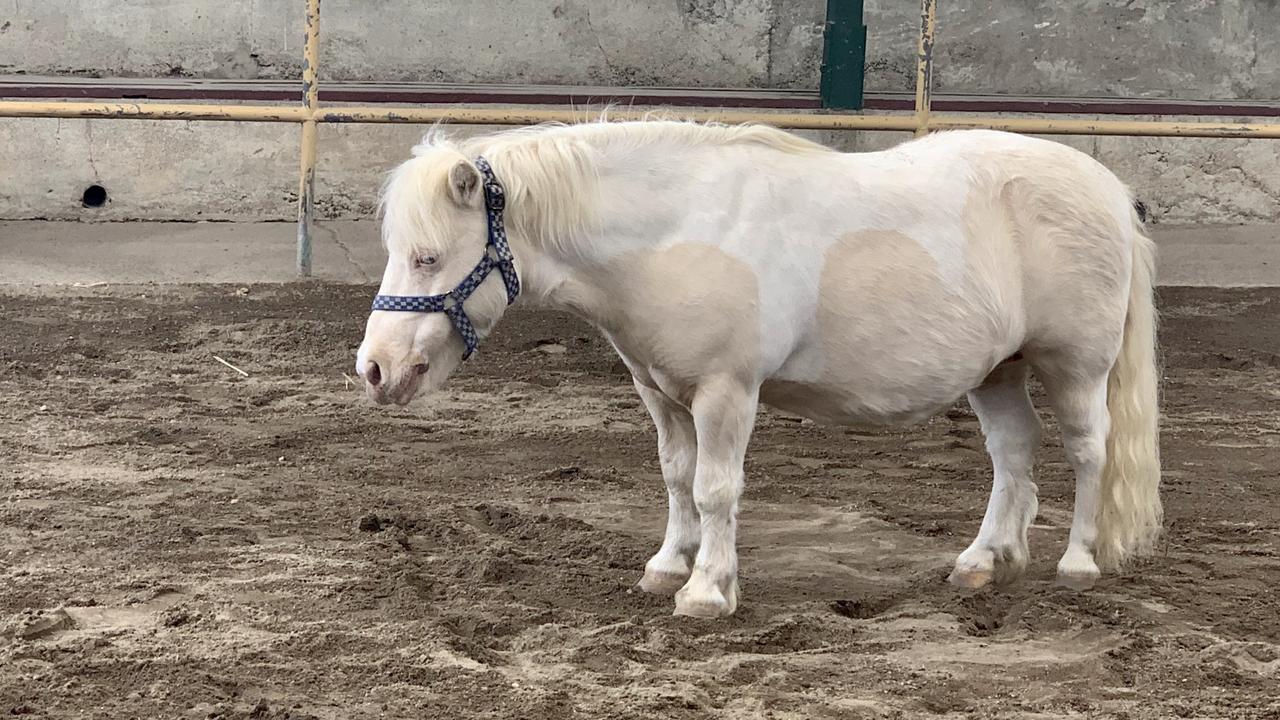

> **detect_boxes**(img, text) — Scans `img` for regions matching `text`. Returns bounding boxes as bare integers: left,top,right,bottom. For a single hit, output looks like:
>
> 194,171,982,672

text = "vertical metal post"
913,0,936,137
296,0,320,277
819,0,867,110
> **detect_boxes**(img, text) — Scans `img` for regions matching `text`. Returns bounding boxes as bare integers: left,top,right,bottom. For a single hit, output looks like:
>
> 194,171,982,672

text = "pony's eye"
414,255,438,269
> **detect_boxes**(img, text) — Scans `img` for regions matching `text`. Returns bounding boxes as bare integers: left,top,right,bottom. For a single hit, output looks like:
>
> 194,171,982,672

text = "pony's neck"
506,221,626,328
478,122,825,327
489,136,665,322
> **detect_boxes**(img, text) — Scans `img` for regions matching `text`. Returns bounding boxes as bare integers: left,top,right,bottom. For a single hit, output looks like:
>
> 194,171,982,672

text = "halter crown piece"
370,156,520,360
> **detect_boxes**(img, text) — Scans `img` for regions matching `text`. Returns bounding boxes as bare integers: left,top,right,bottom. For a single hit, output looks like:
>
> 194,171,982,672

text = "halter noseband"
370,156,520,360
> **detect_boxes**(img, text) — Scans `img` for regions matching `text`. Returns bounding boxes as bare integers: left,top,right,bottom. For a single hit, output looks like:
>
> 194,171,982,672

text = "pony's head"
355,139,515,405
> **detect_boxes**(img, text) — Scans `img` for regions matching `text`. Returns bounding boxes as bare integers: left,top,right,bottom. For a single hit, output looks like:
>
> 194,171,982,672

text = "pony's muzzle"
356,354,429,405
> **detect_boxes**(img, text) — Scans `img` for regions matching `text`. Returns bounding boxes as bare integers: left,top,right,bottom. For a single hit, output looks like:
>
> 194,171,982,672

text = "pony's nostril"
413,363,429,376
366,361,382,387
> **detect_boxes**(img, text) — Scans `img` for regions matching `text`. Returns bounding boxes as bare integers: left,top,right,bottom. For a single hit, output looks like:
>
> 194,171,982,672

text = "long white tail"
1095,215,1162,569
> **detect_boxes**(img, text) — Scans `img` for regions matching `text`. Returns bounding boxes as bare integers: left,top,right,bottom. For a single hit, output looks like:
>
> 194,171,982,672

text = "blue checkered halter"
370,156,520,360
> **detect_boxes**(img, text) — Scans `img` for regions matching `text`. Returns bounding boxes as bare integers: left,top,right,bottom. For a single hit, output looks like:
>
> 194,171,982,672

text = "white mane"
383,119,834,256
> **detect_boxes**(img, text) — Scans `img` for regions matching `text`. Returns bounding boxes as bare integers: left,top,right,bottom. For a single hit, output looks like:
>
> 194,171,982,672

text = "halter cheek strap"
370,156,520,360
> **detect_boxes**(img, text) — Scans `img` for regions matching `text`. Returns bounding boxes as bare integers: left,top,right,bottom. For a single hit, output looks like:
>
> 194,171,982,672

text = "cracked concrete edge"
317,222,374,283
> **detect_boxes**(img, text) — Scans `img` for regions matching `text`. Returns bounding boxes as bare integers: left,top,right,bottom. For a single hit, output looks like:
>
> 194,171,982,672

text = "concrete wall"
1,0,816,88
1,1,1278,224
865,1,1280,100
4,1,1279,97
3,116,1277,226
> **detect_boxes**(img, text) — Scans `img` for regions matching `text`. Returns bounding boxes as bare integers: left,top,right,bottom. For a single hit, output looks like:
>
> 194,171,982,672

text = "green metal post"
819,0,867,110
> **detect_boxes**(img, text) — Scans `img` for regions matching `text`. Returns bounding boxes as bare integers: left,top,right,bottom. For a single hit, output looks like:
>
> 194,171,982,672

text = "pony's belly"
759,379,954,428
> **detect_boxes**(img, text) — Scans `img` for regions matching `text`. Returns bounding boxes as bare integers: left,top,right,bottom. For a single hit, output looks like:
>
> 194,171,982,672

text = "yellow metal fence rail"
2,0,1278,275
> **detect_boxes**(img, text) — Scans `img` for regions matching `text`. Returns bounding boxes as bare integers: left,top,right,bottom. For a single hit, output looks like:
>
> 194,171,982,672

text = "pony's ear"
447,160,482,208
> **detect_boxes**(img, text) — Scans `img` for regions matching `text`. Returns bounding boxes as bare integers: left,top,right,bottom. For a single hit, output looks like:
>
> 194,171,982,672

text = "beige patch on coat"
763,228,1011,424
569,243,761,405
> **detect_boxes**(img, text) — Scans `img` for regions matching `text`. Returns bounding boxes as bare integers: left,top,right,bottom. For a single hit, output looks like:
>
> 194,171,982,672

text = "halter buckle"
484,183,506,211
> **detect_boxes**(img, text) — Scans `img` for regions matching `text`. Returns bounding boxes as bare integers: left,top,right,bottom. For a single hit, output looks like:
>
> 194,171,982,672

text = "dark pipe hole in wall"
82,185,108,208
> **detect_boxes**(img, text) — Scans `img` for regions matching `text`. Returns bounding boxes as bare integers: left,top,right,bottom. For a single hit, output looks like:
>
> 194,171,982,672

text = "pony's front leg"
674,378,759,618
633,382,700,595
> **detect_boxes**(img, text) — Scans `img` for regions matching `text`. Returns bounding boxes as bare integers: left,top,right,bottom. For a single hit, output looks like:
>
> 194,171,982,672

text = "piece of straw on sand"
212,355,250,378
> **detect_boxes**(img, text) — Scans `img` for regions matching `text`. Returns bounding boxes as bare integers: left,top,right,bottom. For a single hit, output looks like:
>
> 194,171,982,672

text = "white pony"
356,120,1161,618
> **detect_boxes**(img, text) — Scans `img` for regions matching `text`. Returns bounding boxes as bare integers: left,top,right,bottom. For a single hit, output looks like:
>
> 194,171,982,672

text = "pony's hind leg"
633,382,701,595
1037,368,1111,589
950,360,1042,589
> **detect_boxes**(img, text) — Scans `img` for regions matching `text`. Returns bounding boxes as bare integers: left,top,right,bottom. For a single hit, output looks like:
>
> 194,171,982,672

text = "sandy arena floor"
1,284,1278,719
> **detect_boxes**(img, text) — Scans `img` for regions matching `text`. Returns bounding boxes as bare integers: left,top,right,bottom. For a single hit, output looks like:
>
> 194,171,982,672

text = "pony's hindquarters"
987,142,1162,586
1096,217,1162,569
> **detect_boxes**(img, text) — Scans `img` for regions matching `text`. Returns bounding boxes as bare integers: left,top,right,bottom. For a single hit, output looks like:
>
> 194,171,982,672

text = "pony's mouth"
366,369,425,406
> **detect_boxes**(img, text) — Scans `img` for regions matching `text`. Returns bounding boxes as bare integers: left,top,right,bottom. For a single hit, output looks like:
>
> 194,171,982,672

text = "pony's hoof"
1056,569,1100,590
951,543,1027,589
636,569,689,596
673,592,731,618
673,578,737,618
948,566,994,589
1056,564,1101,590
1056,549,1100,590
